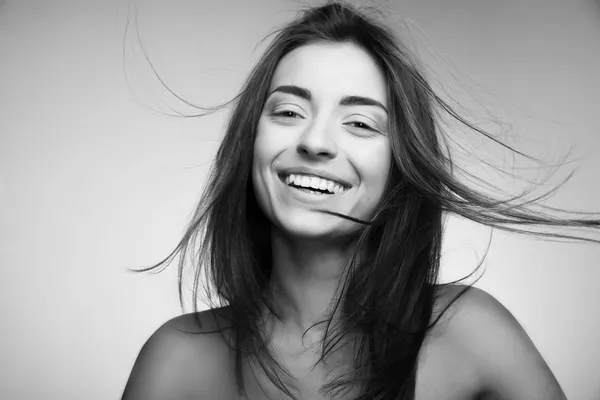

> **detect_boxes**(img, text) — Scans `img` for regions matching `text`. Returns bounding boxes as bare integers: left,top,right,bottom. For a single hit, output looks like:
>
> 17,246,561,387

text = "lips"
277,167,352,190
281,173,348,194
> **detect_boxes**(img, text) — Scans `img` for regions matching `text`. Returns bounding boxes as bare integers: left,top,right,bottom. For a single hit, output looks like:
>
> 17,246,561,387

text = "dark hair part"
137,2,600,399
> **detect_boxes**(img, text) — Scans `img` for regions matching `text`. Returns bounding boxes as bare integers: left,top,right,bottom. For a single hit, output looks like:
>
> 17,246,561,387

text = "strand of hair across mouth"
311,209,373,225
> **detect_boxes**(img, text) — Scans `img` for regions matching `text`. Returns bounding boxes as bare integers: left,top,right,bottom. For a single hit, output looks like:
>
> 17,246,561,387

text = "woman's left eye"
347,121,376,131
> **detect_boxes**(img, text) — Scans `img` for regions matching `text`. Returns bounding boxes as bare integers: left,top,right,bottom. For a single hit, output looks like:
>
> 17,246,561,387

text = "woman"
122,2,598,399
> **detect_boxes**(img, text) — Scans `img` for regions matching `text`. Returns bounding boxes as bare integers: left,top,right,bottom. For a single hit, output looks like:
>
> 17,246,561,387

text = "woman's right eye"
272,110,303,119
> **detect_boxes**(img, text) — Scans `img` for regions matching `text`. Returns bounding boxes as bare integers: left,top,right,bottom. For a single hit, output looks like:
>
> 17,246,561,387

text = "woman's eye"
348,121,375,131
273,110,302,119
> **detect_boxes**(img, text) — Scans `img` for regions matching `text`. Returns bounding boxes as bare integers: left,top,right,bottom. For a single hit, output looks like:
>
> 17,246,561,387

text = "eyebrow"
270,85,312,101
339,95,387,113
269,85,388,114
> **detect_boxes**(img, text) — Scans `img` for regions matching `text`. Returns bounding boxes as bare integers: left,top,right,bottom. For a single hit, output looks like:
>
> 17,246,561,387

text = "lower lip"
291,186,331,196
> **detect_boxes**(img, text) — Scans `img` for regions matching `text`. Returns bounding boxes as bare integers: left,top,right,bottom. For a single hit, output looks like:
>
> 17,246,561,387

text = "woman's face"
252,41,391,240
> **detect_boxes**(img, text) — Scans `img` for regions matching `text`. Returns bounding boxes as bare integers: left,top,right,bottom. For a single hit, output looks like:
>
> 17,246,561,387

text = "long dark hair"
134,2,600,399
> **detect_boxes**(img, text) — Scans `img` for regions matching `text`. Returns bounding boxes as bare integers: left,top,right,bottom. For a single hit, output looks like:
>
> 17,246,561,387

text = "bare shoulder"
416,285,485,399
121,308,236,400
419,285,567,400
430,284,506,333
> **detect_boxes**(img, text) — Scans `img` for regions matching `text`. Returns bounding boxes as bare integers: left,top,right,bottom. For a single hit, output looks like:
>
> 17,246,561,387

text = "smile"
279,173,350,195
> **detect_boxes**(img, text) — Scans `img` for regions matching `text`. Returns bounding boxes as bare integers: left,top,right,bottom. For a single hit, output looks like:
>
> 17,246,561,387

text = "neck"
267,229,355,336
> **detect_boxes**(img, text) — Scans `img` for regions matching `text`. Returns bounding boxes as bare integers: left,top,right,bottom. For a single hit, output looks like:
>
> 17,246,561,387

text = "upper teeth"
284,174,347,194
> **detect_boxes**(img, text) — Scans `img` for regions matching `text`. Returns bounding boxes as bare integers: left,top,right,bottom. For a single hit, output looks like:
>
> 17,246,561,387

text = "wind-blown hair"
137,2,600,399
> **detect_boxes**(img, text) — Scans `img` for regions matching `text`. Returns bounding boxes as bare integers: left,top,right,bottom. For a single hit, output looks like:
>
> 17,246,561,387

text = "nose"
296,120,338,159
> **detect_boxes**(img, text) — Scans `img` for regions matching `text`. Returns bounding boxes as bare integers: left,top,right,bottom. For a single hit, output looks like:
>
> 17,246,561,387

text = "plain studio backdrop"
1,0,600,399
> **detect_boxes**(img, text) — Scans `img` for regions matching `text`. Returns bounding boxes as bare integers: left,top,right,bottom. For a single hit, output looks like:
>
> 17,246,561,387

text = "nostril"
296,140,336,159
297,147,334,159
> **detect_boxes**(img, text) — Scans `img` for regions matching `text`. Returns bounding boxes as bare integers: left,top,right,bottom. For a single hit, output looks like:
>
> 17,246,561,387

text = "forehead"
270,42,387,105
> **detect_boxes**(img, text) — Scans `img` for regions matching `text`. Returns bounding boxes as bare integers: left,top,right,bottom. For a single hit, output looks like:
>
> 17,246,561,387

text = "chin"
274,214,358,242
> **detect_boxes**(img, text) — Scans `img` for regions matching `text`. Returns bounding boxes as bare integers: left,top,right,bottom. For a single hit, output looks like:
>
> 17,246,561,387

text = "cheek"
251,121,282,215
253,119,295,175
359,142,392,191
252,132,269,209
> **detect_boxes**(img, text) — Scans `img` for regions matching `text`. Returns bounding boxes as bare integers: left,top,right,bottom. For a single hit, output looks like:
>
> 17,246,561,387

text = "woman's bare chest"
237,334,482,400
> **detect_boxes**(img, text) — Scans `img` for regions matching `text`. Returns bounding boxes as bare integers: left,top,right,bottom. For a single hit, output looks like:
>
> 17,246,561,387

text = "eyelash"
347,121,376,131
272,110,377,132
273,110,302,119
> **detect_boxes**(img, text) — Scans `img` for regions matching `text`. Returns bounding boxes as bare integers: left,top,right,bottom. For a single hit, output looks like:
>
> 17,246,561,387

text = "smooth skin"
122,42,567,400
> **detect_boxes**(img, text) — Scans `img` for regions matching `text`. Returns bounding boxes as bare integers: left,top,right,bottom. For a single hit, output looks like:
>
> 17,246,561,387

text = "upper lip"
278,167,352,189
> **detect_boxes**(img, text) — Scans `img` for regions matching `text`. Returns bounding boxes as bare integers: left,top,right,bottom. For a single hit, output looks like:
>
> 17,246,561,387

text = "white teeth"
283,173,347,194
326,181,335,193
309,176,319,188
